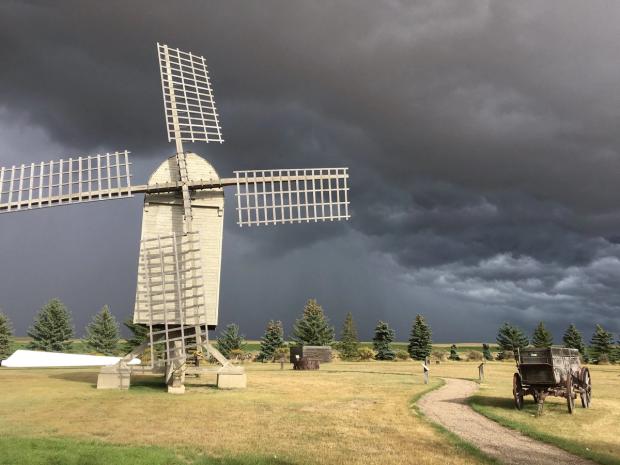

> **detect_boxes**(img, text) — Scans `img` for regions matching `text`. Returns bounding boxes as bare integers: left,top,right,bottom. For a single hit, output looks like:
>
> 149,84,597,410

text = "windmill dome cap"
148,152,221,184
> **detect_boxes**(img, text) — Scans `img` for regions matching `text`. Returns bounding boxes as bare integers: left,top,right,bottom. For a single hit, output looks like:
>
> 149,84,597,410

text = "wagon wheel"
579,367,592,408
566,376,575,414
513,373,524,410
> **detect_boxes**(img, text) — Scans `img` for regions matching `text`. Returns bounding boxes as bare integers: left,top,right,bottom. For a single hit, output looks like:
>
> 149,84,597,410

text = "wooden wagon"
512,347,592,415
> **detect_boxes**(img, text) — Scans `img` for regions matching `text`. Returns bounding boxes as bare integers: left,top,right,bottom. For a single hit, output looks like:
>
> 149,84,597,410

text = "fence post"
422,356,430,384
478,362,485,382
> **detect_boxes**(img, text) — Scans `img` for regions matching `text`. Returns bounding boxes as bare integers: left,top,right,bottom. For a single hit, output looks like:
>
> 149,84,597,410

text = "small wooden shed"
289,345,332,363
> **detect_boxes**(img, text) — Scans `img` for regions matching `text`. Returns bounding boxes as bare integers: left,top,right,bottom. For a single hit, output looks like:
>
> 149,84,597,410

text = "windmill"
0,43,350,393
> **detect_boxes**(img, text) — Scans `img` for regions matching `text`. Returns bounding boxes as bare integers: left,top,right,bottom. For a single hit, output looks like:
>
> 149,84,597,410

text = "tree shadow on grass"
49,370,99,384
48,371,167,392
470,394,515,409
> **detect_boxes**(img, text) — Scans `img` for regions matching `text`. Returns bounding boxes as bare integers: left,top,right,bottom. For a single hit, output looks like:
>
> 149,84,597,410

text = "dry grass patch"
0,361,488,465
429,360,620,464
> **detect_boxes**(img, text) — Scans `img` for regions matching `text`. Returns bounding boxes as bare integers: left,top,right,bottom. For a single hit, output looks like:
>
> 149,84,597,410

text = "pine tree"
84,305,120,355
496,322,528,359
590,324,614,363
0,311,13,359
449,344,460,361
257,320,285,362
292,299,334,346
531,321,553,348
373,321,395,360
27,299,74,352
562,324,585,356
482,343,493,361
123,318,149,351
338,312,360,360
216,323,246,358
407,314,432,360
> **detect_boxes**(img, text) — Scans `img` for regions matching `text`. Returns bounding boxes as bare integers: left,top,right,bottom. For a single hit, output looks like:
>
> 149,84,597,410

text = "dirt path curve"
417,378,596,465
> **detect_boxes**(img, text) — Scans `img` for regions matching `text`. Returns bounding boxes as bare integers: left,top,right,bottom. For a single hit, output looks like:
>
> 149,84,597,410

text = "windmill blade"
158,42,223,152
233,167,350,226
0,151,133,213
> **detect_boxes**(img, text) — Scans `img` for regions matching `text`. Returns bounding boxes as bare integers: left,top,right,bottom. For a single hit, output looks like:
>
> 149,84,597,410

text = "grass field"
430,361,620,465
1,357,617,465
0,361,492,465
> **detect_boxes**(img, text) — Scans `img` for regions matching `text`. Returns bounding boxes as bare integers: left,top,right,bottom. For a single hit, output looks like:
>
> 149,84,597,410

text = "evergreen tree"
407,314,432,360
496,322,528,359
531,321,553,348
257,320,285,362
292,299,334,346
590,324,614,363
482,343,493,361
123,318,149,351
0,311,13,359
338,312,360,360
216,323,246,358
27,299,74,352
449,344,460,361
373,321,395,360
84,305,120,355
562,324,585,356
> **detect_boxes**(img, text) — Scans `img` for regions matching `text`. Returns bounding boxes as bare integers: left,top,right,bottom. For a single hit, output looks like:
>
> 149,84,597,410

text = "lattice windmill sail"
0,43,350,393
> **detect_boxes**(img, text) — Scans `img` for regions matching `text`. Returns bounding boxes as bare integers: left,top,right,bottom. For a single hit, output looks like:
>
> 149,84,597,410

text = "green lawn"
0,436,293,465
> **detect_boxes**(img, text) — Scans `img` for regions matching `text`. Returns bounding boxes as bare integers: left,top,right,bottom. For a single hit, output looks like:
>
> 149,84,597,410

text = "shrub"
431,349,447,361
597,353,610,365
448,344,461,361
358,346,375,360
466,350,484,361
229,348,245,362
394,350,409,360
274,346,289,361
482,343,493,361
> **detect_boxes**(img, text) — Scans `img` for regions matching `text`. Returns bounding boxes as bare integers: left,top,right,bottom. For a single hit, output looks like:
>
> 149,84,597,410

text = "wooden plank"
27,163,34,208
16,164,25,210
0,167,4,205
7,166,15,211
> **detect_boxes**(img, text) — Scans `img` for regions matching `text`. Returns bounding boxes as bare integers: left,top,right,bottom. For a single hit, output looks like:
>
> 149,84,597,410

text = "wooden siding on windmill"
133,153,224,327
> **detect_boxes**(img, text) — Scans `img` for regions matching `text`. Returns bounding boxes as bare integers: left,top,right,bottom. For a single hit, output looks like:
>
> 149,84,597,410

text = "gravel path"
417,378,596,465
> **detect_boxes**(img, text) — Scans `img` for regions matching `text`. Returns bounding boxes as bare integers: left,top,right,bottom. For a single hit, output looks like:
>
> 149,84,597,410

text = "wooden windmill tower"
0,43,350,393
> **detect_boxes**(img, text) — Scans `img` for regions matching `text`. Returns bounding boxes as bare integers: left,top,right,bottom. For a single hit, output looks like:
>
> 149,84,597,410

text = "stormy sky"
1,1,620,343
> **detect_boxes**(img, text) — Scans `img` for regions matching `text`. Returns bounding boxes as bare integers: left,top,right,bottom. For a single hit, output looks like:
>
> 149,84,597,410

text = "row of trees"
248,300,434,361
0,299,124,357
496,321,618,363
213,300,434,362
1,298,618,366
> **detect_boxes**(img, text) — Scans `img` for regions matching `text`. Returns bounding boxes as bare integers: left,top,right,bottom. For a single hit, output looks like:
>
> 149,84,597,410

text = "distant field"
9,337,497,356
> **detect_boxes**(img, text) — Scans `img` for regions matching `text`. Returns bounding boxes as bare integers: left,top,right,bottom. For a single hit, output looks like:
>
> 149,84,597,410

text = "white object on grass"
1,350,140,368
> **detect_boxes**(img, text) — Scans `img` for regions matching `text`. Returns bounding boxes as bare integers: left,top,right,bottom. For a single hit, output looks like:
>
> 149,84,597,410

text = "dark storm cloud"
1,1,620,342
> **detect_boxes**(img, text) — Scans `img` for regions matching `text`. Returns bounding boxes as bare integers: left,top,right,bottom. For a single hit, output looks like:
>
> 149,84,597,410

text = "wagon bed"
513,347,591,415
